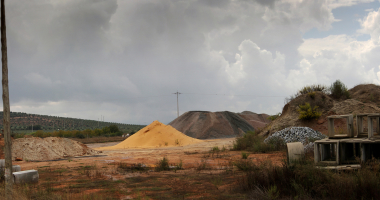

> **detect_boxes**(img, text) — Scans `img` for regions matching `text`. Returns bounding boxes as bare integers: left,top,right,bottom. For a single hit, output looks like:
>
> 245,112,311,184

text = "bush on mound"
297,102,321,120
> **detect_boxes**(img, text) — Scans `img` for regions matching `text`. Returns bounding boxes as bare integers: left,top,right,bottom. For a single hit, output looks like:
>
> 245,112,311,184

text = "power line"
181,92,285,97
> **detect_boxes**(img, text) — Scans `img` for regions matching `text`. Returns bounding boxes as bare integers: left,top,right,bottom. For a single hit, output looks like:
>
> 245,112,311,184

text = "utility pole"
1,0,13,197
173,91,181,117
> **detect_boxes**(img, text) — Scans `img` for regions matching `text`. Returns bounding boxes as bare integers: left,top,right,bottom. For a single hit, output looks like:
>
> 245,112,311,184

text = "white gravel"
264,127,326,152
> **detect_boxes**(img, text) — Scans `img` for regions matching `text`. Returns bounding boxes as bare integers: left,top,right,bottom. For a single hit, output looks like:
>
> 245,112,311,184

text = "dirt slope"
169,111,255,139
261,84,380,136
350,84,380,107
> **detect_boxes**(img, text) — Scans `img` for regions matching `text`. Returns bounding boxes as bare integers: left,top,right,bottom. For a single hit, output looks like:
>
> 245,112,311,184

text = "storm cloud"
2,0,380,124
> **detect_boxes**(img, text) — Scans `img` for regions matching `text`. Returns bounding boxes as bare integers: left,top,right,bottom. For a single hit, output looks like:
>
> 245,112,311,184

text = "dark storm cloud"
2,0,377,124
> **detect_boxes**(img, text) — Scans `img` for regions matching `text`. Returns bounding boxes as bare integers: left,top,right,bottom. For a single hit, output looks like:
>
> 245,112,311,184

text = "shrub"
155,157,170,171
176,160,183,170
307,91,316,99
196,159,210,171
232,131,286,153
297,102,321,120
242,152,250,159
75,133,85,139
240,160,380,200
34,130,44,138
298,84,328,95
329,79,350,99
234,159,257,171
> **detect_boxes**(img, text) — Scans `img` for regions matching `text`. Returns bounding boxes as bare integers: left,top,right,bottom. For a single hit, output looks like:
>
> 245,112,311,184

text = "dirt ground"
10,137,285,200
18,138,284,170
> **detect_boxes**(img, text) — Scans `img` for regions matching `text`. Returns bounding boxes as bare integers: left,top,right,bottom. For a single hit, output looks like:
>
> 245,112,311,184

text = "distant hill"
0,112,146,133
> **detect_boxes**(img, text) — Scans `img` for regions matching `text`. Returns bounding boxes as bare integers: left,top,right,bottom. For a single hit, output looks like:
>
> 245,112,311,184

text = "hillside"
169,111,269,139
0,112,145,133
261,84,380,136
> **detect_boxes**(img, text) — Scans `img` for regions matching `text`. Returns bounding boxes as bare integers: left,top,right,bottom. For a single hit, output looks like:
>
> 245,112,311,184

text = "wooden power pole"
1,0,13,198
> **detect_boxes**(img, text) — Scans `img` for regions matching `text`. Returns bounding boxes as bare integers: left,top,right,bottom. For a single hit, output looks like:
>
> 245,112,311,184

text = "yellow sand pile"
97,120,203,150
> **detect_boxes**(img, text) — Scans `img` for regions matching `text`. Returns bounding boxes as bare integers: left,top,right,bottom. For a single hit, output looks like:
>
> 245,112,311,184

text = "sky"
2,0,380,125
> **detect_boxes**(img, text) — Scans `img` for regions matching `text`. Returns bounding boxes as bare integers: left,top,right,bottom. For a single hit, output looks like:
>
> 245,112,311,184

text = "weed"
307,91,316,99
297,102,321,120
211,175,223,190
241,152,250,159
239,159,380,200
234,160,257,171
210,146,219,155
175,139,181,146
155,157,170,171
298,84,328,95
267,185,279,200
175,159,183,170
221,146,227,152
196,159,210,171
211,146,220,152
164,142,168,146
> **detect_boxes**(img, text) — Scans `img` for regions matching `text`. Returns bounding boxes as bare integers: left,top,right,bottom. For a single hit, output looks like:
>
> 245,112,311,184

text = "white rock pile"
264,127,326,152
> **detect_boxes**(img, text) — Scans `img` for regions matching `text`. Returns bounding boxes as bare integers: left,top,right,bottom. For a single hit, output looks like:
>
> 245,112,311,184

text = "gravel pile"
264,127,326,152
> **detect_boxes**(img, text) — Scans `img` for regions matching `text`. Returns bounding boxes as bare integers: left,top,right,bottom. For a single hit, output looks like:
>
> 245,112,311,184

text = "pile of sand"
12,137,99,161
97,120,203,150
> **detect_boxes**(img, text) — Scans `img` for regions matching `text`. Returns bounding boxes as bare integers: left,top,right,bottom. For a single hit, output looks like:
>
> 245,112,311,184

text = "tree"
109,125,119,133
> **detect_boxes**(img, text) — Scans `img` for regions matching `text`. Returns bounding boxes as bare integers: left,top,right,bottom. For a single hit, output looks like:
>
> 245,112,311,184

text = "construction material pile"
97,120,203,150
169,111,256,139
264,127,326,152
12,137,99,161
